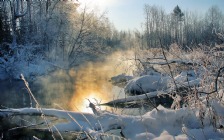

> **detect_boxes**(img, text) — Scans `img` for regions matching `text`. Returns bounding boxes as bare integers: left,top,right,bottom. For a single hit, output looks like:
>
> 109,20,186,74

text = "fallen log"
100,90,173,108
100,78,201,109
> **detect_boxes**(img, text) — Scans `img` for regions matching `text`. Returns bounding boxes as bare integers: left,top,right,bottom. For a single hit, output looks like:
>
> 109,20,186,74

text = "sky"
80,0,224,31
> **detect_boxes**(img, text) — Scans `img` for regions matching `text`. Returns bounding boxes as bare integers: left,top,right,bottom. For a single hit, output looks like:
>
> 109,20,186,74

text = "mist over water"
34,50,137,113
34,69,75,109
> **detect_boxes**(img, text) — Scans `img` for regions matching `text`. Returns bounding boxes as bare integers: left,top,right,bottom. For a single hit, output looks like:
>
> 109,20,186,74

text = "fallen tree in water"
105,69,201,109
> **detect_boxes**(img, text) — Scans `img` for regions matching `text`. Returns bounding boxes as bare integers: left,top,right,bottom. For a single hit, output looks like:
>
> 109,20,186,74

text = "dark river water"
0,76,75,110
0,79,30,108
0,77,151,115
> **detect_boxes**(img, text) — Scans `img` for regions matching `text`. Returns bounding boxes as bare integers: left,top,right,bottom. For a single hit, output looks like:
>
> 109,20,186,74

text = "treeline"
1,1,224,69
0,0,121,68
143,5,224,48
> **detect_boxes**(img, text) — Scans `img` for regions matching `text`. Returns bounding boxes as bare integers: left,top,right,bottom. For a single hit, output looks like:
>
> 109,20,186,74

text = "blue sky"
81,0,224,31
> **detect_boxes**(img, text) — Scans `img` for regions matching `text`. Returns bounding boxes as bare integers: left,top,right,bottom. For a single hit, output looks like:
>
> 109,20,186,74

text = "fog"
34,50,137,113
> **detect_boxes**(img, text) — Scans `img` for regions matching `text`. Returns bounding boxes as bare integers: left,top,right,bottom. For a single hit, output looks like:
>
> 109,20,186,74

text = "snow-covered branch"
1,104,223,139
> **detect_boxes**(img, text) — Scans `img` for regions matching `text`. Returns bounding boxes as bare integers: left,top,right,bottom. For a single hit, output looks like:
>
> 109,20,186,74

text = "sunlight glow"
82,92,103,113
69,50,137,113
78,0,118,11
70,90,107,114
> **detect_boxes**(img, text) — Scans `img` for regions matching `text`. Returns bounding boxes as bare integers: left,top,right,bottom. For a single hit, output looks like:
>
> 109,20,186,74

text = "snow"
0,44,68,80
123,68,201,98
1,103,224,139
174,70,197,83
124,75,171,96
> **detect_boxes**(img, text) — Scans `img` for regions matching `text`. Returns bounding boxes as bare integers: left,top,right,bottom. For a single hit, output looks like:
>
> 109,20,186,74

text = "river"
0,50,151,115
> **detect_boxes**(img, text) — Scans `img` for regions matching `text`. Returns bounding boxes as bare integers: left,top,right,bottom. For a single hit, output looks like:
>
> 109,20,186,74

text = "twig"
87,99,100,116
71,104,96,130
159,39,179,94
54,105,83,130
198,67,224,95
20,74,57,140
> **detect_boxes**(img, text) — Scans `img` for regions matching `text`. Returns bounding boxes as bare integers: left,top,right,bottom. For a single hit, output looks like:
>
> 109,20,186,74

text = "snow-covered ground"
1,99,224,139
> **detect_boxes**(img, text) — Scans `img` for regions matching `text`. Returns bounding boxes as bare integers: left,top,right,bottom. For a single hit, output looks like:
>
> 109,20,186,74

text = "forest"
0,0,224,139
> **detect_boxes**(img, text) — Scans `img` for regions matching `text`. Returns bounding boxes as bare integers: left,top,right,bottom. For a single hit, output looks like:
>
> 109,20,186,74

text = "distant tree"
0,2,12,60
10,0,30,47
144,5,168,48
172,5,184,45
0,2,12,44
204,6,223,46
173,5,184,21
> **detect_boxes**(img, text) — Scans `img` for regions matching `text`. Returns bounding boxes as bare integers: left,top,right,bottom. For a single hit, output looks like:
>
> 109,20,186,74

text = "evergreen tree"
172,5,184,45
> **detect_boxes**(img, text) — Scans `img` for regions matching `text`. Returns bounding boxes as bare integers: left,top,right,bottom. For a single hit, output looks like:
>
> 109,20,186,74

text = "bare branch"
198,67,224,95
159,39,179,93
